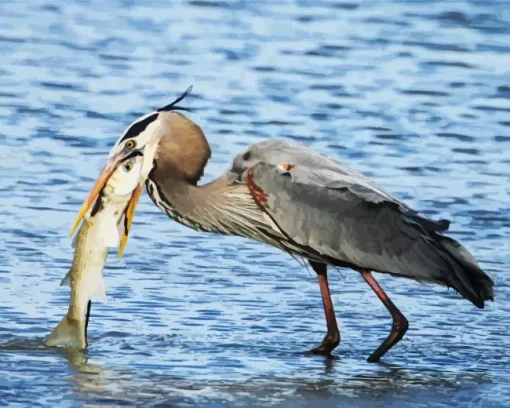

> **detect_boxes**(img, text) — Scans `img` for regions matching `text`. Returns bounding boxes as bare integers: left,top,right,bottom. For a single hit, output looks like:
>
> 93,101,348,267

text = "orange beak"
118,183,143,258
69,158,125,237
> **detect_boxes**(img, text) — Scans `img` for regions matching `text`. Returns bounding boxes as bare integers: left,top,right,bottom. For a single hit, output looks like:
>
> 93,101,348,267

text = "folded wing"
231,140,493,308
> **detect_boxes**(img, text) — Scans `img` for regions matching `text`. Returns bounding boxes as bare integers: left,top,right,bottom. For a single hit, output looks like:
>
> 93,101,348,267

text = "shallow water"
0,0,509,407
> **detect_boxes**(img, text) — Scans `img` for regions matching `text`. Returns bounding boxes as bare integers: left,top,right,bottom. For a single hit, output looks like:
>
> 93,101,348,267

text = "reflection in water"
0,334,494,406
65,361,492,407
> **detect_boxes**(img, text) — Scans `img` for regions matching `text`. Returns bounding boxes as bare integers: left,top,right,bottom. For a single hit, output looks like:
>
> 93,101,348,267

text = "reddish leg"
360,270,409,363
307,261,340,356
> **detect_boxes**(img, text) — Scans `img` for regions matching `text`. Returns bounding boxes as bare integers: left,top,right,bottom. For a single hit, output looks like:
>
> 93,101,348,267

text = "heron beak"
69,152,132,237
118,183,143,258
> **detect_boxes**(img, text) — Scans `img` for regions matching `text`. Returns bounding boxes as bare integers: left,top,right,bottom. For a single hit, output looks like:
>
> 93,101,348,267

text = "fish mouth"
69,150,144,257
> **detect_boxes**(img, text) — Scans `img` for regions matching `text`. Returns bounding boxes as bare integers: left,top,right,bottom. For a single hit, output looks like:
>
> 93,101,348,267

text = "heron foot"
305,331,340,356
366,317,409,363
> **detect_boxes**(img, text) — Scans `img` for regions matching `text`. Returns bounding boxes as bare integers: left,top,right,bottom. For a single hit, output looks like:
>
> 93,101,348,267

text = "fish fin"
91,277,107,302
44,316,87,349
62,269,107,301
60,269,73,287
71,233,79,248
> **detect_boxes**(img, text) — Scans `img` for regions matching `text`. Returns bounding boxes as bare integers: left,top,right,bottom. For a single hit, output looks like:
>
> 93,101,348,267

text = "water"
0,0,509,406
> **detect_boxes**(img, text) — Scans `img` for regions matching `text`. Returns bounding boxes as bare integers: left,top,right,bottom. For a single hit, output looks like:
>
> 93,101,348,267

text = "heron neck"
146,173,240,234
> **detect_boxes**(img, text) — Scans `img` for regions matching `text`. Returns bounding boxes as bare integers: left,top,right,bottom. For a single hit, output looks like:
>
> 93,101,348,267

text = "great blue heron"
73,88,494,362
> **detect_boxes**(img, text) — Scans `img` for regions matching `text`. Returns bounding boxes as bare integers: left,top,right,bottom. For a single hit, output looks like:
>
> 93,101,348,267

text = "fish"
45,153,145,349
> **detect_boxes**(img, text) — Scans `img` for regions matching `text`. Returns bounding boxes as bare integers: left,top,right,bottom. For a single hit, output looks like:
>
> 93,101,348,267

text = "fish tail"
44,316,87,349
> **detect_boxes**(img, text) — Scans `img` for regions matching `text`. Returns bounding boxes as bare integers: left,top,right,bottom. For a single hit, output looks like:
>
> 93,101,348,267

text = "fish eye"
125,140,137,149
124,162,134,172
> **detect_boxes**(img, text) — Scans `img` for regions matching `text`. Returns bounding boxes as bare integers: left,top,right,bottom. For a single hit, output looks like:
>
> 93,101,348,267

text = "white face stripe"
105,112,169,193
118,111,158,142
108,111,159,159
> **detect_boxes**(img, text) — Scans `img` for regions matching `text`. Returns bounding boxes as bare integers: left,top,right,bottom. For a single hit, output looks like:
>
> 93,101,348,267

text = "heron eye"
125,140,137,149
124,162,133,172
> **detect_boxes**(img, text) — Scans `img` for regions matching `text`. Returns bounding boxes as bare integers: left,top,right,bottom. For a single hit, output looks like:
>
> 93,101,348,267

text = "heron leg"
306,261,340,356
360,270,409,363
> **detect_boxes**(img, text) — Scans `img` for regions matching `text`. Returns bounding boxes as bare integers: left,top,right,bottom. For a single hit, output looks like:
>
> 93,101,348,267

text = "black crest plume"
157,86,193,112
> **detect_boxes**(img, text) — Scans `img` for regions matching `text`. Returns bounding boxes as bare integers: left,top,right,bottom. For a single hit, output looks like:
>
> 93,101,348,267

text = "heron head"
107,86,195,183
69,87,195,237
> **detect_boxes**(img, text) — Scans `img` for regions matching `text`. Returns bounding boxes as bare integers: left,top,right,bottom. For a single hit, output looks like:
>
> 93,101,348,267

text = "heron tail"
436,235,494,309
44,316,87,349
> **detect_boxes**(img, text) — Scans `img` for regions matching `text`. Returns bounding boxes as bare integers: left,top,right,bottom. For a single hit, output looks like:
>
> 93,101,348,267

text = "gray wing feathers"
247,162,449,281
232,139,404,206
230,140,493,308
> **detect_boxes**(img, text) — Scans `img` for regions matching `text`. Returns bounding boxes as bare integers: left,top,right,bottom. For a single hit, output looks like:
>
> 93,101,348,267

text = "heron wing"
243,160,449,279
229,139,449,238
227,140,493,307
230,140,407,205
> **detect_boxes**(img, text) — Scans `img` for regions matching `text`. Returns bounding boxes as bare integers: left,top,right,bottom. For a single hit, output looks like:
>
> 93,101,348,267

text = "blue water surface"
0,0,509,407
